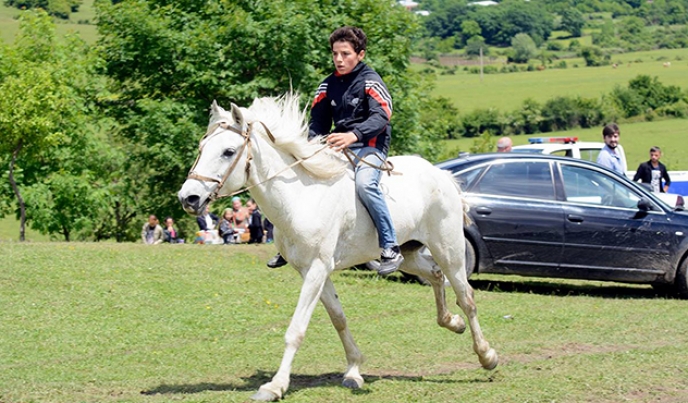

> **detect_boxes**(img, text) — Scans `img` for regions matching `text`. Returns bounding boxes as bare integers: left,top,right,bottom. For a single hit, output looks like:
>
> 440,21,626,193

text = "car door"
465,160,565,275
558,162,675,282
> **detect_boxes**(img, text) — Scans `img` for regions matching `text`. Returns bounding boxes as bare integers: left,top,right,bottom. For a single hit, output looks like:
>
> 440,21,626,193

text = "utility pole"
480,46,484,82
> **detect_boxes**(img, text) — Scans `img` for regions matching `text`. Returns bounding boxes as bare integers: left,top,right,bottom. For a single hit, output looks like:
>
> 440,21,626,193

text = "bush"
656,101,688,118
579,46,610,67
546,41,564,51
461,108,503,138
510,33,538,64
611,86,644,118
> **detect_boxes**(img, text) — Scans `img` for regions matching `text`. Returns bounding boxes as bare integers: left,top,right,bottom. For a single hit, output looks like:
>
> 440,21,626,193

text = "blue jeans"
353,147,398,249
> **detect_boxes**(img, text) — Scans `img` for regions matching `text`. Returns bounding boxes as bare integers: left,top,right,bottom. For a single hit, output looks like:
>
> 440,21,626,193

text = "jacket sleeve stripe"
365,81,393,119
311,83,328,108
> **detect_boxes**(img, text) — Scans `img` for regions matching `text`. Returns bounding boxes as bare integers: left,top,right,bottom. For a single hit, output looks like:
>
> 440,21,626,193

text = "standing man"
496,137,512,152
633,146,671,193
267,26,403,275
596,123,624,174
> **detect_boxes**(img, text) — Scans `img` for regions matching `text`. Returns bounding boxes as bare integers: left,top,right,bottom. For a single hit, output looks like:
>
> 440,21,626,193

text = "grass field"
0,215,50,242
430,48,688,113
2,242,687,402
0,0,97,44
442,118,688,171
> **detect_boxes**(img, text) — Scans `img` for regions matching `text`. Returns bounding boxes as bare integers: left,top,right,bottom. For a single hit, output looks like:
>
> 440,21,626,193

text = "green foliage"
465,35,488,56
0,9,111,240
612,74,685,118
419,96,461,140
461,108,503,137
424,0,554,47
579,45,610,66
510,33,538,63
469,131,497,153
560,8,585,37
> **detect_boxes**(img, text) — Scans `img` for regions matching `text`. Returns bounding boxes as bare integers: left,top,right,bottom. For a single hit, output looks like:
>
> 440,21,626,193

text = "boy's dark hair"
602,123,620,137
329,26,367,53
650,146,661,153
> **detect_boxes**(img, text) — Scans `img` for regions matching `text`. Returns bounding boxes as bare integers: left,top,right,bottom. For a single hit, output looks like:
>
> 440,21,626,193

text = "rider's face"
332,41,364,76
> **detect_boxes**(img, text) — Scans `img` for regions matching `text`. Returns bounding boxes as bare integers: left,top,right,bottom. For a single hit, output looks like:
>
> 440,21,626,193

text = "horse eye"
222,149,235,158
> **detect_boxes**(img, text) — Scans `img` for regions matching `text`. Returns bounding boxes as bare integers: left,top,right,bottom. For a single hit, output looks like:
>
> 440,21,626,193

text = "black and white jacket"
308,62,393,155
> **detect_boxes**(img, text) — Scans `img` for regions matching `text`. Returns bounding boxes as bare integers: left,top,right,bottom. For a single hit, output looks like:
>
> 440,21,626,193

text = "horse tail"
445,171,472,227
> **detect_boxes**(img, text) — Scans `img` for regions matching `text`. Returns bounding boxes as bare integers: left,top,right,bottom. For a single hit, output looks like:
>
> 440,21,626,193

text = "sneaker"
377,246,404,276
267,253,288,268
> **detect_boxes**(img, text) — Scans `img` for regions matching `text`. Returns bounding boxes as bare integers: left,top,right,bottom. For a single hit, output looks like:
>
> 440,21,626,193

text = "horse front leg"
251,262,330,402
319,277,365,389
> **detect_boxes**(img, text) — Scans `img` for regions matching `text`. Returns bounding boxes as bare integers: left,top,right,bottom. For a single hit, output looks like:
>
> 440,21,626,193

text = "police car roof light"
528,137,578,144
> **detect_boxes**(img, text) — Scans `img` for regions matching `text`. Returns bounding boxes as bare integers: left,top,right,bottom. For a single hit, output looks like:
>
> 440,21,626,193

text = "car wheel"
675,258,688,299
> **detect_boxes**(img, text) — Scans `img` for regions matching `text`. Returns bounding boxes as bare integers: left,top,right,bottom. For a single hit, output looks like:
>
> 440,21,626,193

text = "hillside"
0,0,97,44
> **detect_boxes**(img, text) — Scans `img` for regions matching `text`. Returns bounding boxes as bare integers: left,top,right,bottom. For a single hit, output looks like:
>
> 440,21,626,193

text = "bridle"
186,120,260,202
186,118,398,202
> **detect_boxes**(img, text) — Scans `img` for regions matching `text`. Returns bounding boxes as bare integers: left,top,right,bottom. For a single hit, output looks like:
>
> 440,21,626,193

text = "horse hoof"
342,377,364,389
480,348,499,370
251,389,280,402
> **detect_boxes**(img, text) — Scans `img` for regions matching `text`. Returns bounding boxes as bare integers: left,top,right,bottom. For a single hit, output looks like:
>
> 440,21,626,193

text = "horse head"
178,100,253,215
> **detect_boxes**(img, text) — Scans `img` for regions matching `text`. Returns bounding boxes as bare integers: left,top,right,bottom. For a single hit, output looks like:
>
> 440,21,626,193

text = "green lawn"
0,0,98,44
442,118,688,170
431,48,688,113
1,242,687,402
0,215,50,242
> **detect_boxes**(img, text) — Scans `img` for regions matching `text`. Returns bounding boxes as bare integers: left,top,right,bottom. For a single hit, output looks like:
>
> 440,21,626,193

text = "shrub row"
431,75,688,139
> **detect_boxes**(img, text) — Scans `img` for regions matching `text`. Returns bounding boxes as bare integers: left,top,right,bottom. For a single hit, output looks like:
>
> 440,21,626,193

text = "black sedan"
436,153,688,298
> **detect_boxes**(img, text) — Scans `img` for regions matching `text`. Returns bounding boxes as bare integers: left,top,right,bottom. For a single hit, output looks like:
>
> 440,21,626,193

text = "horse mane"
240,94,348,180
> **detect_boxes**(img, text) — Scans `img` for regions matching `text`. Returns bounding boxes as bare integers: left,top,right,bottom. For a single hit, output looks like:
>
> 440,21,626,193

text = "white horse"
177,94,498,401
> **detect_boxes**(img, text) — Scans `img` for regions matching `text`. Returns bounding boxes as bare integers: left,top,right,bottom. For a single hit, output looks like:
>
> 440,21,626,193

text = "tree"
465,35,488,56
0,10,108,241
510,33,538,63
460,20,482,45
560,8,585,37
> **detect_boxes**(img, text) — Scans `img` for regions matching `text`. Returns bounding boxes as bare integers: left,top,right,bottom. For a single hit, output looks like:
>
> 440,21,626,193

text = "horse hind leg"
428,244,499,371
319,277,365,389
399,245,467,334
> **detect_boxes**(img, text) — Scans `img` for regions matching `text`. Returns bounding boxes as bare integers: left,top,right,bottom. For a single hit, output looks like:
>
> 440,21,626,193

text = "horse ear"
210,100,223,119
230,102,245,128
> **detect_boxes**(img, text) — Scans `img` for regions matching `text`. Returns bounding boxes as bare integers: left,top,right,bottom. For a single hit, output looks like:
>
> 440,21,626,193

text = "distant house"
415,10,431,16
398,0,419,10
468,0,499,6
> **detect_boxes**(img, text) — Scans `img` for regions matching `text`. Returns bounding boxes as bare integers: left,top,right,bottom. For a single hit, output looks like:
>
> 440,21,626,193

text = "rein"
186,121,398,202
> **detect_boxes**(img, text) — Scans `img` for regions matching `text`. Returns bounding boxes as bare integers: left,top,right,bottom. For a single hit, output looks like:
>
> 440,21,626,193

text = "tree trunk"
8,139,25,242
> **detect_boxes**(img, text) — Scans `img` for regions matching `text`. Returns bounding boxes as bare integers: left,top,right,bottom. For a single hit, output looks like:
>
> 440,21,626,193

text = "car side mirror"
637,198,653,212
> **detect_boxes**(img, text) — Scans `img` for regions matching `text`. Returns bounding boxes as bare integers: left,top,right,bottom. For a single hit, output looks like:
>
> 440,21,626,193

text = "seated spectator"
231,197,250,242
163,216,180,243
141,215,163,245
196,206,219,231
219,208,236,244
246,199,264,244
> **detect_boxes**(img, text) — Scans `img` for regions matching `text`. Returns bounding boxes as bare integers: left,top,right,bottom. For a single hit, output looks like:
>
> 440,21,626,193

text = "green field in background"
0,0,97,44
430,48,688,113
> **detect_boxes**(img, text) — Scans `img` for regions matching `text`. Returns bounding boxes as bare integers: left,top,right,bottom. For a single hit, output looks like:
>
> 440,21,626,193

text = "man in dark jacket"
267,26,403,275
633,146,671,193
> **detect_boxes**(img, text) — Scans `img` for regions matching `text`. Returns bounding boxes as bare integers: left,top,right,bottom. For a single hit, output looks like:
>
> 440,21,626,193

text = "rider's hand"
327,132,358,151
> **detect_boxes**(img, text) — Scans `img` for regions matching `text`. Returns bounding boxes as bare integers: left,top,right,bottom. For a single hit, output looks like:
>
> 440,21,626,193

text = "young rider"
267,26,404,275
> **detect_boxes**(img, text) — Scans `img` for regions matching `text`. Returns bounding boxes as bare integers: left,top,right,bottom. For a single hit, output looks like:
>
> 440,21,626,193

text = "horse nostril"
185,194,200,208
